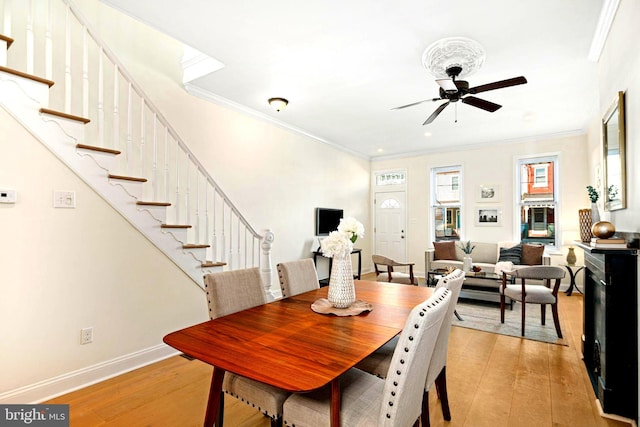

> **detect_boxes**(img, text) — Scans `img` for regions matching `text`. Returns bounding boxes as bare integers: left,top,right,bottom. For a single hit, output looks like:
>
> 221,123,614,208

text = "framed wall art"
476,184,501,203
475,206,501,226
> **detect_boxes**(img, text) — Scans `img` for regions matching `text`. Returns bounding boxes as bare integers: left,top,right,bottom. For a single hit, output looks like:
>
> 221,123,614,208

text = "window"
517,155,558,247
376,172,406,186
431,166,462,241
380,198,401,209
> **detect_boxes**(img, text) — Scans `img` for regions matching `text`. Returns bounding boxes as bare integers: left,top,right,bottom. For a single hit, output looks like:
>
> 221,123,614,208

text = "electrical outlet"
81,327,93,345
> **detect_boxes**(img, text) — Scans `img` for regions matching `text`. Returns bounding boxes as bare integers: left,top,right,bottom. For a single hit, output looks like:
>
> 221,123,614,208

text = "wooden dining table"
163,280,433,427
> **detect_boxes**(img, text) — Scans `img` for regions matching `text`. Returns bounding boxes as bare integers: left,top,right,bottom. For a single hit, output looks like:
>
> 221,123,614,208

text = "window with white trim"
431,166,462,241
517,155,558,247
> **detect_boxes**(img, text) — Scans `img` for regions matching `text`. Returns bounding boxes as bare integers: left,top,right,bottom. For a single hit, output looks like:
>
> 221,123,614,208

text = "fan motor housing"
440,80,469,100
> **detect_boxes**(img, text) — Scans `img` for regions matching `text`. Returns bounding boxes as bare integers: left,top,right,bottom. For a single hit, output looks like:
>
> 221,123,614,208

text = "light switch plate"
54,191,76,208
0,189,17,203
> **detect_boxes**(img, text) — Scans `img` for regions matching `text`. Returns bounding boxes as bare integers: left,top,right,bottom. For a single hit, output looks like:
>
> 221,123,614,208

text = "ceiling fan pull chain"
455,103,458,123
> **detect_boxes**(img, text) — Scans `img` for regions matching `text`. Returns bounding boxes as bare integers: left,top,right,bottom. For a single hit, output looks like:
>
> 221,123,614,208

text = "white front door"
374,191,407,262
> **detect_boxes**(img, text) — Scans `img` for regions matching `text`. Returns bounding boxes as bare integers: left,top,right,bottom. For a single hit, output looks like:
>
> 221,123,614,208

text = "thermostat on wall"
0,189,16,204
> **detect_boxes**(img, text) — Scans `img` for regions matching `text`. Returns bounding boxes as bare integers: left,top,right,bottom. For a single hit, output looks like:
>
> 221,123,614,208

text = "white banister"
82,27,88,117
45,0,52,80
25,0,32,74
63,3,70,112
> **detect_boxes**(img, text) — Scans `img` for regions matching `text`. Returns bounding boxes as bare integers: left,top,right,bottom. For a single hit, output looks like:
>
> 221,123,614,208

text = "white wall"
589,0,640,231
0,0,371,401
589,0,640,418
372,134,590,275
0,107,205,398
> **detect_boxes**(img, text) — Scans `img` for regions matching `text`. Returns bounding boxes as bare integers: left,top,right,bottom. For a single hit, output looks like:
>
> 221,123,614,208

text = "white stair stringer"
0,75,221,288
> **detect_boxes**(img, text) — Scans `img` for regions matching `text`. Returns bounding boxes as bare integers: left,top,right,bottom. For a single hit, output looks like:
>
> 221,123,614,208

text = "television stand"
313,249,362,286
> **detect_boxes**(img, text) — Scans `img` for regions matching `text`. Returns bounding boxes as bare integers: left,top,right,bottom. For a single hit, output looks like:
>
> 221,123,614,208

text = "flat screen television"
315,208,343,236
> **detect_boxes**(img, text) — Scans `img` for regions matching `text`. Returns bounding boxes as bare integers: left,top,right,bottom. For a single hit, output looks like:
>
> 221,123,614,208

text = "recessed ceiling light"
424,131,432,137
377,148,384,153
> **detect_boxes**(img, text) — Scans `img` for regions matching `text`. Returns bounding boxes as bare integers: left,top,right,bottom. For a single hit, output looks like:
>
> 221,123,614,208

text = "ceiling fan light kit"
394,36,528,125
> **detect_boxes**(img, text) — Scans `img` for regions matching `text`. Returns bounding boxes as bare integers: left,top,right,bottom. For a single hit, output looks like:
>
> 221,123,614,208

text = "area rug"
452,299,568,346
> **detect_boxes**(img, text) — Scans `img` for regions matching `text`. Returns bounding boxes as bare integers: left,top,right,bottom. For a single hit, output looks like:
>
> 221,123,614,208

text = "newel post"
261,229,276,301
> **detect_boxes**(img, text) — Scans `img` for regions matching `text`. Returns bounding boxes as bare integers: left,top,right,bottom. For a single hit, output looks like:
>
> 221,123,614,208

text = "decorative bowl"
591,221,615,239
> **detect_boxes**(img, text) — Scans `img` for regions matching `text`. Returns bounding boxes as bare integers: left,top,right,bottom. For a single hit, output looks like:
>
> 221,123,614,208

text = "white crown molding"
183,83,371,161
588,0,621,62
371,129,587,162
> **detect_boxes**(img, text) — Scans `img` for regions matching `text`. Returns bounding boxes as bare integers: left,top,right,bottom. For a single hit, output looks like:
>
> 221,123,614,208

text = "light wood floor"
46,280,633,427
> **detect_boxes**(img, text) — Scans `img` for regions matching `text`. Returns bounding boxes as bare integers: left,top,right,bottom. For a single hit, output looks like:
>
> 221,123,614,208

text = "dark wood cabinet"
578,242,638,422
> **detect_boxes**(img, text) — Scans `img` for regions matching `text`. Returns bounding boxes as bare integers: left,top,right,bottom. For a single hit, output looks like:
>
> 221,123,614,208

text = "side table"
562,264,585,296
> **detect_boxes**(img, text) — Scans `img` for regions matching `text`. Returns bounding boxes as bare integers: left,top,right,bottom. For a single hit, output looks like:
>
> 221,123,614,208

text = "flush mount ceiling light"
422,37,485,79
268,97,288,112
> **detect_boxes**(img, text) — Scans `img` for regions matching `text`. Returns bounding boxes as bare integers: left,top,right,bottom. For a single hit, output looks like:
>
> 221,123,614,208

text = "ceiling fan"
393,65,527,125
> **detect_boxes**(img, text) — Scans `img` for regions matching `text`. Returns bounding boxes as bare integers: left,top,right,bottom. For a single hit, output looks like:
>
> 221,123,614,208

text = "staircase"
0,0,274,293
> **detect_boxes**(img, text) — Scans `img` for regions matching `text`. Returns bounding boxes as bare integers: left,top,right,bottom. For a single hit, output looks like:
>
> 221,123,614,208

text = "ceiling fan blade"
392,98,442,110
461,96,502,112
423,102,449,125
469,76,527,94
436,78,457,92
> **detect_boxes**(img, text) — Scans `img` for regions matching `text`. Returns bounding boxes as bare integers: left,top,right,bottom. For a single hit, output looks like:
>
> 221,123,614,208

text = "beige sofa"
425,241,550,303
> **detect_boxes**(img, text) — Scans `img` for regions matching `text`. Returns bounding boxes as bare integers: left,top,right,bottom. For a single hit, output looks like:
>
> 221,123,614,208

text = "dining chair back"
282,287,452,427
500,265,566,338
421,268,465,426
204,267,267,318
372,254,417,285
380,287,452,426
355,269,465,426
276,258,320,298
203,268,289,427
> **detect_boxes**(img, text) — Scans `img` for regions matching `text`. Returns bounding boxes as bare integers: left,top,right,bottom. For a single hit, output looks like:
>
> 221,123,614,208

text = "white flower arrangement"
337,217,365,243
320,217,364,258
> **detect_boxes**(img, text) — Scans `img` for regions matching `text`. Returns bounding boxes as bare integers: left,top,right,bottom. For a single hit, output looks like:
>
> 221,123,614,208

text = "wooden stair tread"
136,201,171,207
0,34,14,49
161,224,192,229
77,143,120,155
108,174,147,183
183,244,210,249
0,65,54,87
202,261,226,268
40,108,90,124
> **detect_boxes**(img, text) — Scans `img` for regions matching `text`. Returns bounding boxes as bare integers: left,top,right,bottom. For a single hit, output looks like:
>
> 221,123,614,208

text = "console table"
576,241,638,422
313,249,362,286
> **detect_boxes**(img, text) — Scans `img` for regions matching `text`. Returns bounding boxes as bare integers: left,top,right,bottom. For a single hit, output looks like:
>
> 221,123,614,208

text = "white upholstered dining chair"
204,267,290,427
277,258,320,298
355,268,465,426
282,287,452,427
500,265,566,338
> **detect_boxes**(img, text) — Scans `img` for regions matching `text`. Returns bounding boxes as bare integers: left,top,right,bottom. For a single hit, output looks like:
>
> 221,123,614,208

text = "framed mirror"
602,91,626,211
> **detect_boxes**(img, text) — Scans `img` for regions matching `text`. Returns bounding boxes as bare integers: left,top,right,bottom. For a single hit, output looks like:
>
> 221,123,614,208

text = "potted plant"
586,185,600,223
457,240,475,272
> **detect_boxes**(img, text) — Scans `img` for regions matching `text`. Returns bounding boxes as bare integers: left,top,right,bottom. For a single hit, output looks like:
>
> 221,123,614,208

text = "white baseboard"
0,344,180,404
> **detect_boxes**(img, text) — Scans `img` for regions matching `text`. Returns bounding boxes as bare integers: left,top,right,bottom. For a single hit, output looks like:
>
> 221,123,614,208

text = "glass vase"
327,254,356,308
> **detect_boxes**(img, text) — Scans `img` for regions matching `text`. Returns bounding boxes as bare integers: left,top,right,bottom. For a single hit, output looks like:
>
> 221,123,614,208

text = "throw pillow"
521,243,545,265
498,245,522,264
433,241,456,260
